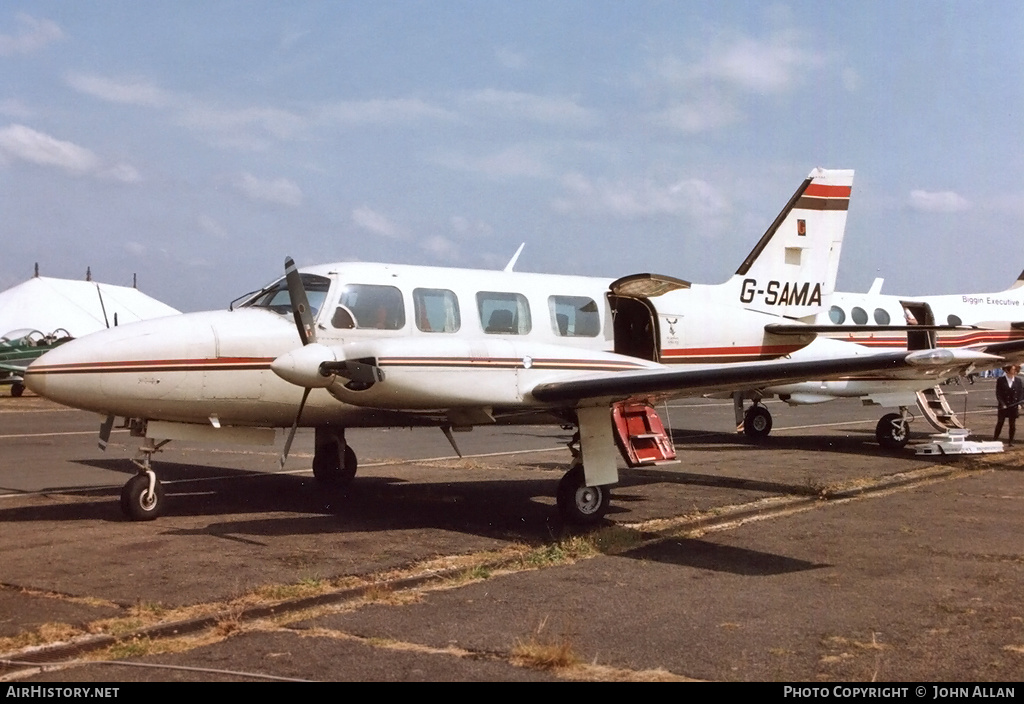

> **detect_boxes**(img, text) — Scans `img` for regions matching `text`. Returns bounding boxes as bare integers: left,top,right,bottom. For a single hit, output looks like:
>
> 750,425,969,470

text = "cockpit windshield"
237,274,332,318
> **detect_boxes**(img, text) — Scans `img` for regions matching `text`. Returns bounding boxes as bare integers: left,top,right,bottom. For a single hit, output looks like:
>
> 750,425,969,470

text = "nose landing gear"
121,437,170,521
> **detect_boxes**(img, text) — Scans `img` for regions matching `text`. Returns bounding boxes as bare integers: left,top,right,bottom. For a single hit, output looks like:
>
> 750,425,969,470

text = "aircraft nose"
24,313,219,413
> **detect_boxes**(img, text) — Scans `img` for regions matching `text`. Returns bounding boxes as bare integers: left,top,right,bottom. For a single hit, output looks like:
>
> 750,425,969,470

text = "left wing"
530,348,997,406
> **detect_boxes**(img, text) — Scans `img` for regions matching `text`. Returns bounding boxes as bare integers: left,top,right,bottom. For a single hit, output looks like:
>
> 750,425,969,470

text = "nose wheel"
120,472,165,521
121,437,170,521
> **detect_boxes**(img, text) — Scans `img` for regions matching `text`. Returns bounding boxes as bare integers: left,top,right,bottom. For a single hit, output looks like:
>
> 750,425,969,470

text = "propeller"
286,256,316,345
273,256,386,466
278,257,319,468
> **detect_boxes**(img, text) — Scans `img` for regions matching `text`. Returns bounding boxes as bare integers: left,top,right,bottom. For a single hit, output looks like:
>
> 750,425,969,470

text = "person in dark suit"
994,364,1024,444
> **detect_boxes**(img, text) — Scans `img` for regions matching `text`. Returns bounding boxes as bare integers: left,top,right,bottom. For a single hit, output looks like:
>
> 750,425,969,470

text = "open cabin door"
607,273,690,362
604,273,691,467
900,300,936,350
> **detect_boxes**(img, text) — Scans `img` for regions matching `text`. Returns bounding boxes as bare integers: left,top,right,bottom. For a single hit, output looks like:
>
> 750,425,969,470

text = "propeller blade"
284,256,316,346
280,387,311,468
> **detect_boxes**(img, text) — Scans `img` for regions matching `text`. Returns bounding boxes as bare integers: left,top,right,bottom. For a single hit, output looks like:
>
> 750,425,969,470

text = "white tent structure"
0,276,180,338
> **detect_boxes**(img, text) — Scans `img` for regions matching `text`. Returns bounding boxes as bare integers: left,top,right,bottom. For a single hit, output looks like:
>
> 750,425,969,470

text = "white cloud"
553,173,730,220
463,89,593,127
318,98,453,125
0,123,99,173
692,32,818,95
236,172,303,207
198,214,229,239
646,29,828,133
908,189,971,213
450,215,493,238
179,105,306,141
99,163,142,183
420,235,459,259
496,47,527,70
66,73,172,108
436,145,552,179
0,99,33,119
0,13,63,56
352,206,404,239
651,99,743,134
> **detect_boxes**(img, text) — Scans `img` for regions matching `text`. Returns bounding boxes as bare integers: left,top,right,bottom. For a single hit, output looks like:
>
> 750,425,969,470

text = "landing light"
905,349,954,366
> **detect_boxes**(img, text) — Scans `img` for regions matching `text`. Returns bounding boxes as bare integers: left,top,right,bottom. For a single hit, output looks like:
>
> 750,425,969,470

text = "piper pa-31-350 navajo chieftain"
25,169,1001,524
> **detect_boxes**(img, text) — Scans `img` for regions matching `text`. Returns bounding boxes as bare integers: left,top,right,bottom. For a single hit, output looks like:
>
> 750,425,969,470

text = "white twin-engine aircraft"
25,169,1001,525
733,267,1024,448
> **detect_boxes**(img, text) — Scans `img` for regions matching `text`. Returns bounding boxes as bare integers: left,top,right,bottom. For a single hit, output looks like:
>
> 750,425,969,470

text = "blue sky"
2,2,1022,312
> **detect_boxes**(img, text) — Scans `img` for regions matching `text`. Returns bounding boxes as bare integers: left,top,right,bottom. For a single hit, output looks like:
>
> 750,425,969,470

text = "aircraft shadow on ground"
621,538,829,576
0,458,841,573
0,443,902,534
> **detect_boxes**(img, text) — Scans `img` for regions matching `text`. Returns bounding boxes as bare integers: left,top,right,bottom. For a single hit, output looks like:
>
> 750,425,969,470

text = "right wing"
530,348,998,407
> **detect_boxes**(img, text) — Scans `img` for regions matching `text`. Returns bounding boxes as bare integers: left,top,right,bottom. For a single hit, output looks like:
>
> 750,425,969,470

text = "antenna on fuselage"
503,243,526,272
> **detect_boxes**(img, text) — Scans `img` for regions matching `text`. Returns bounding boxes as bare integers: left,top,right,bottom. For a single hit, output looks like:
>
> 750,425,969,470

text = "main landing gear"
312,426,357,487
743,404,773,439
556,431,611,525
875,409,911,449
733,393,773,440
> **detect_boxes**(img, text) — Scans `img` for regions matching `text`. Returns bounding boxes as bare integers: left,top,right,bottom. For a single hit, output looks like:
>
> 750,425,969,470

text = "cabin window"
477,292,531,335
829,305,846,324
241,274,331,318
414,288,460,333
548,296,600,337
947,314,962,326
331,284,405,330
873,308,891,325
851,307,868,325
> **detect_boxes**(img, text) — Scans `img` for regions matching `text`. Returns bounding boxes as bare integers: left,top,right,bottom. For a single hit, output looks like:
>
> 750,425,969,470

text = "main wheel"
120,474,165,521
11,382,24,397
743,405,773,439
313,443,357,487
876,413,910,449
556,465,611,525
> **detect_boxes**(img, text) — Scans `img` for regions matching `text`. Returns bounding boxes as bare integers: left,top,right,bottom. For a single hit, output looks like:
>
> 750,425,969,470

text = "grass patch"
105,636,153,659
512,618,580,671
0,622,83,653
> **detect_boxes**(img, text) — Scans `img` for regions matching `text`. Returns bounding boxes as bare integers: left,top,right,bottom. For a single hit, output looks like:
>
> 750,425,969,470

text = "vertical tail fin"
727,168,854,319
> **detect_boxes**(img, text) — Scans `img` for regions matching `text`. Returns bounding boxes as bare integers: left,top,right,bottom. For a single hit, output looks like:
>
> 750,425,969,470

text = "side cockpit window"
332,284,406,330
240,274,331,318
548,295,600,337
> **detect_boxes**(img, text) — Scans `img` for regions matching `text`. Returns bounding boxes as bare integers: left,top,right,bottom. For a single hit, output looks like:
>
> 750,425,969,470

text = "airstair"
916,384,967,432
611,402,679,467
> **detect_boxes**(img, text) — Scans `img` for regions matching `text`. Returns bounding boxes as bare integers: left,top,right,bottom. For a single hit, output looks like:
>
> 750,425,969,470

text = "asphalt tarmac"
1,381,1021,682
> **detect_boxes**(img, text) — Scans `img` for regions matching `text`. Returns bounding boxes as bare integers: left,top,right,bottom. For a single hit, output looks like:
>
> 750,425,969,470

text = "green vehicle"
0,329,73,397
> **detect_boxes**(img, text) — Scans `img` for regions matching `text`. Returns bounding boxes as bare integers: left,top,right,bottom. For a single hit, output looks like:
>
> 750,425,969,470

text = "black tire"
743,405,773,439
11,382,24,397
876,413,910,449
556,465,611,525
313,443,357,487
120,474,165,521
